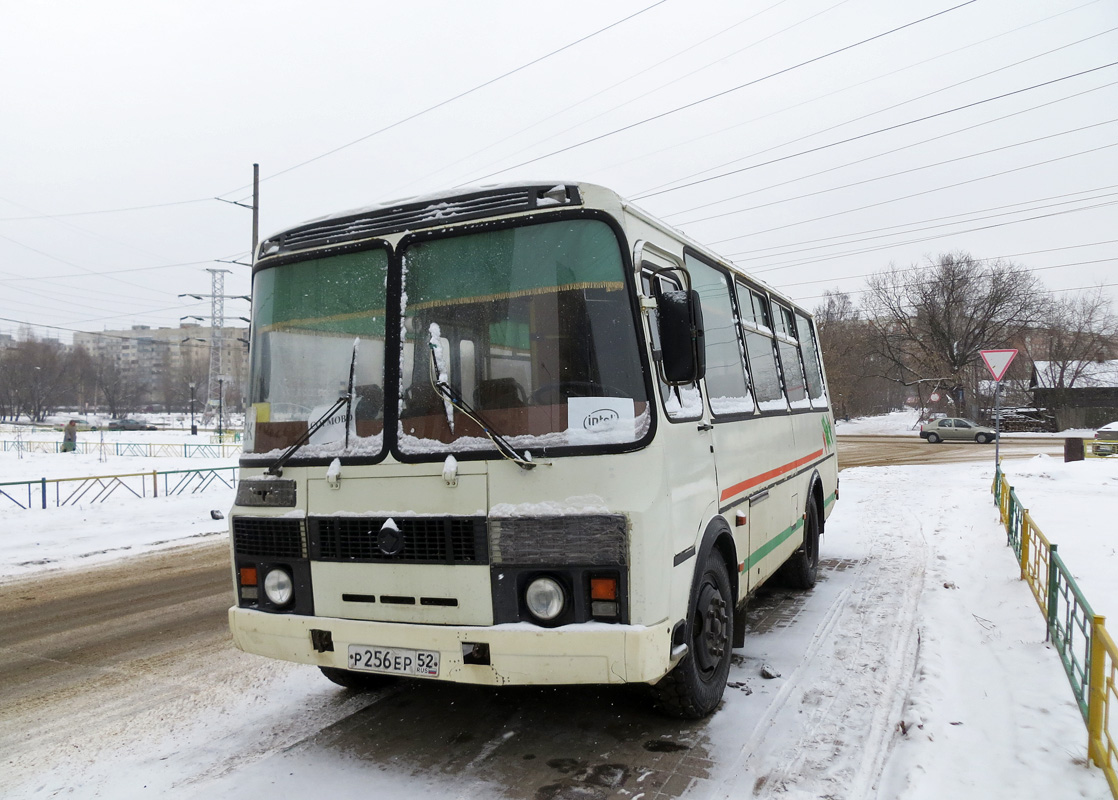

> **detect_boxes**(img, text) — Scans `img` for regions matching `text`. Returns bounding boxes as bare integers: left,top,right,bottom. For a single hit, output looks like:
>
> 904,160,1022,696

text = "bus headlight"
525,576,565,621
263,568,294,606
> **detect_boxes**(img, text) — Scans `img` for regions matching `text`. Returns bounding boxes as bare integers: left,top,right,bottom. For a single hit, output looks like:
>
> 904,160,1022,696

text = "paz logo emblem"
376,519,405,556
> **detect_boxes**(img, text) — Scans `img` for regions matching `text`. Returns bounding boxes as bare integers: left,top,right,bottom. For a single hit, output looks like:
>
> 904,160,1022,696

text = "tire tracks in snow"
706,502,927,799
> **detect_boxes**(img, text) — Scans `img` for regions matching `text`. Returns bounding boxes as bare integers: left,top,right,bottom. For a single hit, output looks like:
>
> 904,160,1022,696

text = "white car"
919,417,998,444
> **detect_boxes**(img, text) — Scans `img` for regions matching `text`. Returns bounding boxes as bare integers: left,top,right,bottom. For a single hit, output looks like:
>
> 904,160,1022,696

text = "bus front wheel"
652,555,733,719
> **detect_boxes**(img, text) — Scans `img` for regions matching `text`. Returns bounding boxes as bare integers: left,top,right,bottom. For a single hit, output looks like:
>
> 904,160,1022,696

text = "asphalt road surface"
0,434,1068,798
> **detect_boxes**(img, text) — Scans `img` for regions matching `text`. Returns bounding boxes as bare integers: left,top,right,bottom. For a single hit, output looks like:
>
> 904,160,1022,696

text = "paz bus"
228,182,838,718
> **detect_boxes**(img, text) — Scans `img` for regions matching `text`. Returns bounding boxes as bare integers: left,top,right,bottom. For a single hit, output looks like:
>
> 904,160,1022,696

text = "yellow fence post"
1089,615,1108,767
1020,513,1031,581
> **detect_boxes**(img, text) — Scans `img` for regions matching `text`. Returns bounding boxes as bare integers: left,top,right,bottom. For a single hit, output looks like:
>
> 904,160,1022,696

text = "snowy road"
1,435,1105,799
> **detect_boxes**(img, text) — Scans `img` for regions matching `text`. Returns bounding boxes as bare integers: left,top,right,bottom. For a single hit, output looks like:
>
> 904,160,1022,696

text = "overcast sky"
2,0,1115,344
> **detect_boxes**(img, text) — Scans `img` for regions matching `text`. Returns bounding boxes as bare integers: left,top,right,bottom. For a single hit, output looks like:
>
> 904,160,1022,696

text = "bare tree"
1026,287,1117,387
862,252,1043,419
3,333,74,422
814,290,905,419
94,354,145,418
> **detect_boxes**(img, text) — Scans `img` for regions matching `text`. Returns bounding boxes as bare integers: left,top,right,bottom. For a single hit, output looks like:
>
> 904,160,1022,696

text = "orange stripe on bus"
719,449,825,503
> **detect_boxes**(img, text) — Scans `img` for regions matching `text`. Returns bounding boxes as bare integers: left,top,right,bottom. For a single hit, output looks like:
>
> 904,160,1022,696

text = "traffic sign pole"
995,378,1001,467
981,349,1018,469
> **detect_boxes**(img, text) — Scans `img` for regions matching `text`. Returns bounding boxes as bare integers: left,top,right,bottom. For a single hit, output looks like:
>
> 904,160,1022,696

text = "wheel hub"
694,583,729,673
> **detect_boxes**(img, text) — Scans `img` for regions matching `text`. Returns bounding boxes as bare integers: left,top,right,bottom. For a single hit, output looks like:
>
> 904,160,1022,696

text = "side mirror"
656,288,705,384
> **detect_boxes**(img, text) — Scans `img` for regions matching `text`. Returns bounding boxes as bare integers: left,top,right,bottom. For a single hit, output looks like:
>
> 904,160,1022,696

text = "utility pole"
189,163,257,426
252,163,259,265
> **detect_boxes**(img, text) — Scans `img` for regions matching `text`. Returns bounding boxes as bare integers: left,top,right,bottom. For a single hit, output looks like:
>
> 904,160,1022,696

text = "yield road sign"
981,349,1018,381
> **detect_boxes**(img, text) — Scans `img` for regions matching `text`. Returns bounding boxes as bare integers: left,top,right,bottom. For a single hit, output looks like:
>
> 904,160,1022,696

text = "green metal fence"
994,465,1117,797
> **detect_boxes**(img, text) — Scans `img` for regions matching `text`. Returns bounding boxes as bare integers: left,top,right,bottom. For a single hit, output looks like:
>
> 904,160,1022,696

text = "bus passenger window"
773,301,808,408
685,255,753,416
737,284,787,413
794,311,828,407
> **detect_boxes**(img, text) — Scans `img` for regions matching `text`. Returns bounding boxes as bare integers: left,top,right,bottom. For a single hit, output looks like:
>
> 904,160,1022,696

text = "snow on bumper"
228,607,673,686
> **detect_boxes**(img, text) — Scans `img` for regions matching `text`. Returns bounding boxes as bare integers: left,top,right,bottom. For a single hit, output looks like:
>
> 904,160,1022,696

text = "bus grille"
489,515,628,565
232,517,306,559
309,517,488,564
260,185,582,255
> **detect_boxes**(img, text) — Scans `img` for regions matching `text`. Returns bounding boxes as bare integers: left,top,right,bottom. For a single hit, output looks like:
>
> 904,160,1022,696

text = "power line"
660,77,1118,222
637,60,1118,205
576,1,1105,197
673,114,1118,231
216,1,670,201
738,196,1118,274
0,197,213,222
790,276,1118,305
635,23,1118,200
460,1,979,184
732,190,1118,266
411,0,846,193
0,259,214,283
0,232,174,301
779,256,1118,293
705,139,1118,248
725,186,1118,259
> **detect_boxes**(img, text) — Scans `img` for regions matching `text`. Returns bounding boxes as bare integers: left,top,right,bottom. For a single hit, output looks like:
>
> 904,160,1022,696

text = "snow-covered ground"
0,439,236,579
2,428,1116,797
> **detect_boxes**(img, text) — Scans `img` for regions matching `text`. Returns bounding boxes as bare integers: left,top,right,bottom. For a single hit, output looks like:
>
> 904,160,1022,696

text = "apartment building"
73,323,248,410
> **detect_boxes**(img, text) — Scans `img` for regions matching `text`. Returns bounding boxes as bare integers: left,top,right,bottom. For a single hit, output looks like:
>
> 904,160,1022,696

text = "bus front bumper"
229,607,675,686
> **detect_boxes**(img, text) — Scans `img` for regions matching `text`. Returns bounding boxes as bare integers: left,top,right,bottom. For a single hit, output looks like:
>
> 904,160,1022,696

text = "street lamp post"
189,382,197,435
218,377,224,438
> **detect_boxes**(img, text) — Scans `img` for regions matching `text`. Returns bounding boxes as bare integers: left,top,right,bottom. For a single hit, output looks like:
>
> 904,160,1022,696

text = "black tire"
652,555,733,719
319,666,397,691
976,433,994,444
927,432,941,443
781,500,821,590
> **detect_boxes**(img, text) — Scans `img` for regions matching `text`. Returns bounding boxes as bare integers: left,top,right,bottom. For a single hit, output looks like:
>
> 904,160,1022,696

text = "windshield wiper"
265,341,358,476
427,342,537,470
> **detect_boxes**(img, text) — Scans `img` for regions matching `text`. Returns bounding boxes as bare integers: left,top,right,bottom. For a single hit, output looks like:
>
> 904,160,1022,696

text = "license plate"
347,644,440,677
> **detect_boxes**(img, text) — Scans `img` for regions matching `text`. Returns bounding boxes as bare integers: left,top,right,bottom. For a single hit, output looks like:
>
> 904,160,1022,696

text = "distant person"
61,420,78,452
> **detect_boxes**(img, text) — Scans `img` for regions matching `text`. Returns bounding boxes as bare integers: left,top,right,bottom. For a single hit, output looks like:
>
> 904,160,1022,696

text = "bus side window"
685,255,754,417
737,284,787,413
642,270,702,421
773,301,809,409
794,311,828,408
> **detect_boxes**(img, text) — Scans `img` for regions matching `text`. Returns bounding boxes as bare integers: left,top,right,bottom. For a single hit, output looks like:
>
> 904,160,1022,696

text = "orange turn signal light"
590,577,618,601
239,566,258,586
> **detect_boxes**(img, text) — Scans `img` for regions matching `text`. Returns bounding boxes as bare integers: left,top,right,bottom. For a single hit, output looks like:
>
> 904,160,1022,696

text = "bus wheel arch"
780,482,823,590
653,520,737,719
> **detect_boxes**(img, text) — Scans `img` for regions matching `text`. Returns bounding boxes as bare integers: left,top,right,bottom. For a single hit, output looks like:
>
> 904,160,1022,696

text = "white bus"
229,182,838,718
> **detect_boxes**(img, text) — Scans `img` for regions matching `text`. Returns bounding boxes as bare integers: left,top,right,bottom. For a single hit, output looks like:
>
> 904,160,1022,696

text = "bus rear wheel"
780,500,821,590
652,555,733,719
319,666,396,691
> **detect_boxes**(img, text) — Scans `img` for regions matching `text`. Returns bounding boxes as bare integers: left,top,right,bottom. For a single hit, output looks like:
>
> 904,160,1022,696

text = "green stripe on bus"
745,517,804,571
824,491,836,509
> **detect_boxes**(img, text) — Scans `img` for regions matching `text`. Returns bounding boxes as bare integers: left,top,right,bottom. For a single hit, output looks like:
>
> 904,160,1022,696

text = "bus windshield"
399,218,649,457
245,217,650,459
246,247,389,457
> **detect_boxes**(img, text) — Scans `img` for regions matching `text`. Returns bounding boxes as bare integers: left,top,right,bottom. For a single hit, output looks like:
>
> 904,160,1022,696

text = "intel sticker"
567,397,635,443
